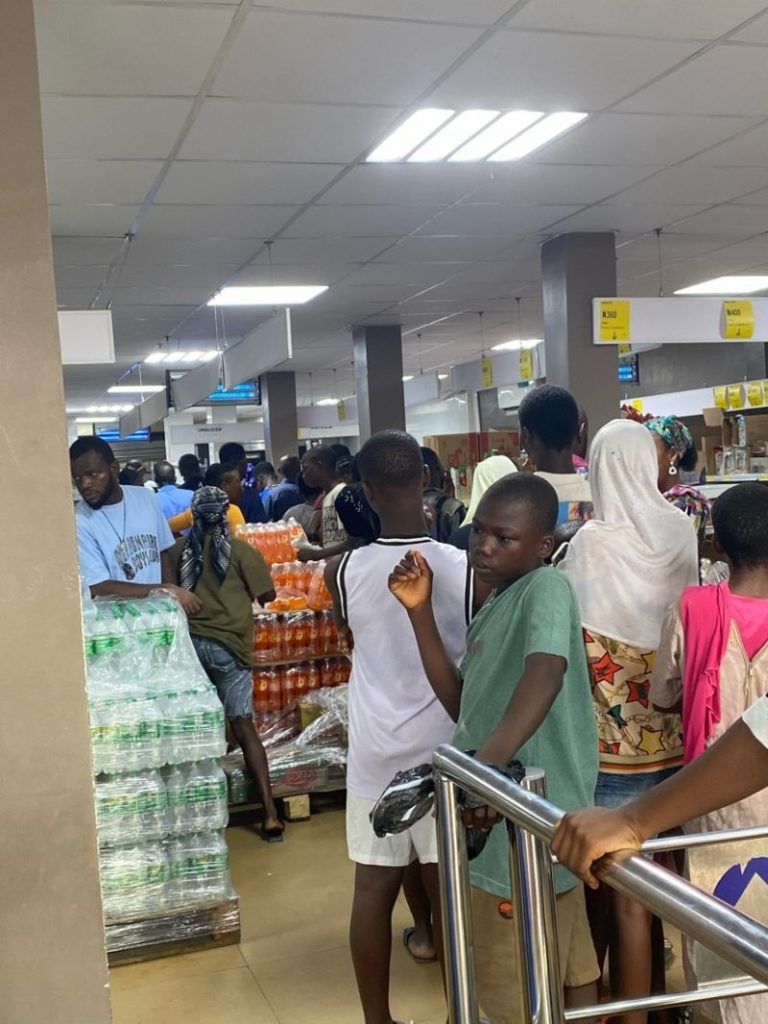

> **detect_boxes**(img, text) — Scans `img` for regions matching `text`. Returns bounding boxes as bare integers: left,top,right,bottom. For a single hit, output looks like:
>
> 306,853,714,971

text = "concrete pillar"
261,371,298,463
1,3,112,1023
541,233,618,433
352,324,406,441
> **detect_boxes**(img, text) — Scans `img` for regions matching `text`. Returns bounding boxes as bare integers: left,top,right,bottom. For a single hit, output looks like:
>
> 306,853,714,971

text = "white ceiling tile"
53,264,108,289
179,99,403,162
137,204,298,238
211,10,481,105
382,236,515,261
611,165,768,205
428,31,699,110
508,0,768,39
661,204,768,233
344,262,472,288
281,204,443,237
266,236,399,264
538,113,758,165
36,4,235,95
111,286,215,306
45,159,162,204
615,232,751,259
251,0,514,24
414,203,581,236
125,236,259,267
53,236,127,265
318,164,492,206
688,122,768,166
56,288,110,310
699,237,768,265
618,45,768,116
41,97,193,159
49,203,139,235
470,164,660,204
155,161,343,205
231,263,352,287
551,203,708,233
116,264,235,290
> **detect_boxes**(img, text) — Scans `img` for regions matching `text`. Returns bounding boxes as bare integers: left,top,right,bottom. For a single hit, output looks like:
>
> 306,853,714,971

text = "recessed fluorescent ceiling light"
675,276,768,295
402,375,414,382
87,405,133,413
492,338,543,352
208,286,327,306
75,416,118,423
488,111,588,161
367,108,455,162
145,349,218,365
408,110,500,162
315,398,338,406
449,110,543,162
438,373,450,380
108,385,166,394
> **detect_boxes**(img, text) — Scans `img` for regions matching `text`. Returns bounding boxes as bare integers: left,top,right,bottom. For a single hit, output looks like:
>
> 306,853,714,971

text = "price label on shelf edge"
599,299,631,343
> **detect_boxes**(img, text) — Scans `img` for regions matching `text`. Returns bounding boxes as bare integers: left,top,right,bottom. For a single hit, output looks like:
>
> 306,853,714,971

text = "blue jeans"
191,635,253,719
595,766,679,809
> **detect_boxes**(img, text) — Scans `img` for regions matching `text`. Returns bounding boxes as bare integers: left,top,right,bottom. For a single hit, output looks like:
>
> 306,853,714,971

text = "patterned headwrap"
179,486,232,591
645,416,694,459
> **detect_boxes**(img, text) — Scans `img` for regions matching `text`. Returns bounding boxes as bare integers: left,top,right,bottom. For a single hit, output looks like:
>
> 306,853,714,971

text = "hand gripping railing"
433,745,768,1024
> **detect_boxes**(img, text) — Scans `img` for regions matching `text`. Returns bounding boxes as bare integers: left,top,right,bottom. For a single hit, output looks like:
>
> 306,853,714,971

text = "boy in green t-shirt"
389,472,599,1024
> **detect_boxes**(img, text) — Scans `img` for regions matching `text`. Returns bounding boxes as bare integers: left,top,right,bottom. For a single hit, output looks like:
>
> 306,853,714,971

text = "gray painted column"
353,324,406,441
541,232,618,433
1,2,112,1021
261,371,298,463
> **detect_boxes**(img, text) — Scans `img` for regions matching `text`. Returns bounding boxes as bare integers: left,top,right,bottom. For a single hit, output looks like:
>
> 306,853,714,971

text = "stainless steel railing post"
434,768,480,1024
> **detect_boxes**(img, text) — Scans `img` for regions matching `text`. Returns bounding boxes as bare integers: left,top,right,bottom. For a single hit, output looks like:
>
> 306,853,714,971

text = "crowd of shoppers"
70,391,768,1024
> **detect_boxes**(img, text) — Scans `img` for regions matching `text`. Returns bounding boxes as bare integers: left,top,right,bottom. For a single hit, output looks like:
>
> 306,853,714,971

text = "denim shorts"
191,635,253,720
594,766,680,810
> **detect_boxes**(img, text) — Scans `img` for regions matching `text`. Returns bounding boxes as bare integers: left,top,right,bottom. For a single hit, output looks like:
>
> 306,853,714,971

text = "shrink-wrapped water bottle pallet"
106,896,240,966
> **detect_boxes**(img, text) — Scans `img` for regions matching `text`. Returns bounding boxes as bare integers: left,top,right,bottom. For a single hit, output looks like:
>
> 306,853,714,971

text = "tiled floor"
110,798,446,1024
110,798,688,1024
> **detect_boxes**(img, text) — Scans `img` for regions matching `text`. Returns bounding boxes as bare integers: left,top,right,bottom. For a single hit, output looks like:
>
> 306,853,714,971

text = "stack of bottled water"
84,596,234,929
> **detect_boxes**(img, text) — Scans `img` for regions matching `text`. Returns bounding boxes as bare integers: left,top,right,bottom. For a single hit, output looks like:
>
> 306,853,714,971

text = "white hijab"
560,419,698,650
462,455,517,526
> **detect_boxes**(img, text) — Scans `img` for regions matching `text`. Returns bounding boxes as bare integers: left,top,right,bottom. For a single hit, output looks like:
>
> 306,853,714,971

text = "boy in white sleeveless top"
326,431,477,1024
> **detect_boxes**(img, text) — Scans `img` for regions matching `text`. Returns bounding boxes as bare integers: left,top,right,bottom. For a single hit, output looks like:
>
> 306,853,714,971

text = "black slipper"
262,823,285,843
402,926,437,964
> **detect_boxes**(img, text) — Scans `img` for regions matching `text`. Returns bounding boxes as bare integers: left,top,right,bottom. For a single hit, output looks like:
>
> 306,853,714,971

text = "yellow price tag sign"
747,381,764,407
727,384,745,410
519,348,534,381
481,357,494,389
721,299,755,340
629,398,644,413
617,343,631,357
599,299,631,342
713,385,728,410
337,399,346,421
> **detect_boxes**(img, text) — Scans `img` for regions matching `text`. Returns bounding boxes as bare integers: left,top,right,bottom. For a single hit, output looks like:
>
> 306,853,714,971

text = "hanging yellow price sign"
713,386,728,410
721,299,755,340
519,348,534,381
747,381,764,407
617,343,631,357
599,299,631,342
481,357,494,389
727,384,745,410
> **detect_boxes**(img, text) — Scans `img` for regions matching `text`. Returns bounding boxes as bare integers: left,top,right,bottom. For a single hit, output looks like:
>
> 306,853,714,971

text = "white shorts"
346,792,439,867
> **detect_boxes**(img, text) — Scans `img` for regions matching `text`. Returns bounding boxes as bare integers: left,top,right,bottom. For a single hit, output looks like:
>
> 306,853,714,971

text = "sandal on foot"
402,926,437,964
262,823,285,843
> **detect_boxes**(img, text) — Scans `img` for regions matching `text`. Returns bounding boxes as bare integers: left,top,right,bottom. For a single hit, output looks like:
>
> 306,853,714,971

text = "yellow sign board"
727,384,745,410
747,381,765,407
481,357,494,389
713,386,728,410
519,348,534,381
617,343,631,357
599,299,631,342
629,398,644,413
337,399,346,421
721,299,755,340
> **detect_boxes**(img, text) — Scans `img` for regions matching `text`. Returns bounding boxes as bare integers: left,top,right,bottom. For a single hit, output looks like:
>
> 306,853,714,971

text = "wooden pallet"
106,897,240,966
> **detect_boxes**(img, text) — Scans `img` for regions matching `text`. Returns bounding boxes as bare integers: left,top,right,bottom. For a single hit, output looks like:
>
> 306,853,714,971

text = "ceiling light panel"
674,276,768,295
488,111,588,161
108,385,166,394
449,110,544,161
367,108,455,162
407,110,500,162
208,286,328,306
144,349,221,364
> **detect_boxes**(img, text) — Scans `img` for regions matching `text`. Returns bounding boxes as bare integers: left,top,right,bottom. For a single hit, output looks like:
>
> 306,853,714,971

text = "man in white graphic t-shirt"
70,436,201,614
325,430,487,1024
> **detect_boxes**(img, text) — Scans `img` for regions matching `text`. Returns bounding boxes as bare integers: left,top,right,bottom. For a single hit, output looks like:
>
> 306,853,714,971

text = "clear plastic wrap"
226,685,348,803
105,896,239,956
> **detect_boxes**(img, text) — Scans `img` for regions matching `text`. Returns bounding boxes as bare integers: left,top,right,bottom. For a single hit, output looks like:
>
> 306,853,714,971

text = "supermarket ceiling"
37,0,768,407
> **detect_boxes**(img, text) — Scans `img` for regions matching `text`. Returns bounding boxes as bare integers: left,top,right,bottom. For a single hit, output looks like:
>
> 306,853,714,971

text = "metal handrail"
433,745,768,1024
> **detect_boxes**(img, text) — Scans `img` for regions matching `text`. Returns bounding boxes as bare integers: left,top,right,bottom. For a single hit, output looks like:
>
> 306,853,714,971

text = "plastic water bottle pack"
83,596,233,923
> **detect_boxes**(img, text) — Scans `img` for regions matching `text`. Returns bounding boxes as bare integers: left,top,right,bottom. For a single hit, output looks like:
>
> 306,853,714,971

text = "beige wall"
0,2,112,1021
